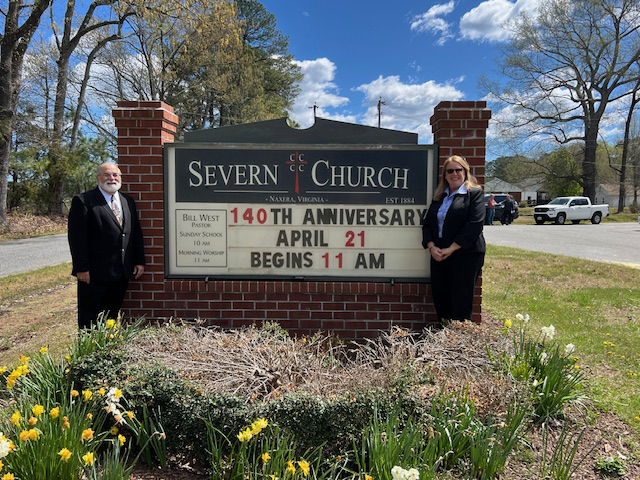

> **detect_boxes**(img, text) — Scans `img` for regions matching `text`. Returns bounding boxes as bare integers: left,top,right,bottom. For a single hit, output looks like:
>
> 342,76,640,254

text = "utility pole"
377,97,386,128
309,102,318,121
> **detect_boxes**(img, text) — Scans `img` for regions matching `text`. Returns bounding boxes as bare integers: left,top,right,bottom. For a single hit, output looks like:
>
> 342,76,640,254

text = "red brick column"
112,101,178,318
430,101,491,322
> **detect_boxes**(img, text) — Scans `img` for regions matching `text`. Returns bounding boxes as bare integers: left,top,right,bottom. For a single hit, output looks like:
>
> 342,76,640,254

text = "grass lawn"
483,244,640,433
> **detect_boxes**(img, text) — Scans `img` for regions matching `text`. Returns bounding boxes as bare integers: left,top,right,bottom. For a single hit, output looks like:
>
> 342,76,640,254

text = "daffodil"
32,405,44,416
10,412,21,426
118,434,126,446
106,319,116,329
39,346,48,355
50,407,60,419
27,429,40,441
82,452,94,466
71,390,79,398
19,431,29,442
0,435,10,458
82,428,94,441
287,461,296,474
262,452,271,463
2,472,15,480
236,428,252,442
110,427,119,435
565,343,576,355
126,411,135,420
82,390,93,401
504,318,512,328
58,448,72,462
298,460,310,476
28,417,37,426
540,324,556,341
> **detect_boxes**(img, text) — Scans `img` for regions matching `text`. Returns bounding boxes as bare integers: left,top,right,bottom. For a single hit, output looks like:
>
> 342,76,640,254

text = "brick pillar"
112,101,178,317
430,101,491,322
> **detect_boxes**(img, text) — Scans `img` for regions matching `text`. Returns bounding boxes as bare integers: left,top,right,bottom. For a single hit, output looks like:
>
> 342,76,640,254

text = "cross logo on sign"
286,151,307,194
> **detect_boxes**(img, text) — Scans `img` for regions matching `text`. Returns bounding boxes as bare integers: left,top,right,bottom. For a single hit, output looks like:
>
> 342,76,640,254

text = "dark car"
484,193,519,225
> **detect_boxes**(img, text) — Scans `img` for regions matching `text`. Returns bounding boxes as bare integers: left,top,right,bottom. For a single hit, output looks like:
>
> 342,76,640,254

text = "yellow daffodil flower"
58,448,72,462
82,452,94,466
32,405,44,416
298,460,310,476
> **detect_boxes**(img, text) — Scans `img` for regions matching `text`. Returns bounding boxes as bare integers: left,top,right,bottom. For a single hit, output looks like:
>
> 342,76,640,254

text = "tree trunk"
582,123,599,202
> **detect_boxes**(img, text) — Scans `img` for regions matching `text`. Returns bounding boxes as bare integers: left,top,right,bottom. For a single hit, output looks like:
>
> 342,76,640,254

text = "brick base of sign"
114,100,490,338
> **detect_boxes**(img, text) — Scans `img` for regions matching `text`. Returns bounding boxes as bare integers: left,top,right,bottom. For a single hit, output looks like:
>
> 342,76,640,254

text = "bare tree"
46,0,136,214
0,0,50,224
484,0,640,202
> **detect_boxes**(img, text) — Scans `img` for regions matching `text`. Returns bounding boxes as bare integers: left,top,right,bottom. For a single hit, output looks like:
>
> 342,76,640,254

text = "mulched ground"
125,315,640,479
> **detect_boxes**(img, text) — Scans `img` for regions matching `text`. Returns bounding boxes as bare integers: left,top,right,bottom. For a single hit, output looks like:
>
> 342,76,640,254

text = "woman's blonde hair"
433,155,480,201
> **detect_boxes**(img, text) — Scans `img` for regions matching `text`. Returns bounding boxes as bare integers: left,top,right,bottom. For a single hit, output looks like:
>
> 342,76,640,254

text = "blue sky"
261,0,540,146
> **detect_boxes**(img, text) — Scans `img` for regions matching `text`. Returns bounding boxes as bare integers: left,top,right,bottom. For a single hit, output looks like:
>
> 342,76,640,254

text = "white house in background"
515,178,550,206
484,177,523,202
595,183,638,208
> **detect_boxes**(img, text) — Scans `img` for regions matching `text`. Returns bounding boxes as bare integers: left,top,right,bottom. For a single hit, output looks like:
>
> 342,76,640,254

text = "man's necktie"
111,195,123,226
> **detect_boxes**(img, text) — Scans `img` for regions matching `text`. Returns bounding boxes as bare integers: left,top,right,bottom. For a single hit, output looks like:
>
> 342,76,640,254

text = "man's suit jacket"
68,187,145,282
422,187,486,253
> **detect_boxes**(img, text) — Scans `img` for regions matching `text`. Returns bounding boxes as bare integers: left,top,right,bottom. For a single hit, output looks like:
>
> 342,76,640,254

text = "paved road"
483,222,640,268
0,234,71,278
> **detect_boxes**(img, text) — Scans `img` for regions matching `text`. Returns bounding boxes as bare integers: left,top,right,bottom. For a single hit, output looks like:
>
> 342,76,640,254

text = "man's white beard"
100,180,121,194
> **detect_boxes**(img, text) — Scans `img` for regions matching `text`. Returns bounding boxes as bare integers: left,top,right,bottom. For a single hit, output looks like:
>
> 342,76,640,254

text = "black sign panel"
174,148,427,205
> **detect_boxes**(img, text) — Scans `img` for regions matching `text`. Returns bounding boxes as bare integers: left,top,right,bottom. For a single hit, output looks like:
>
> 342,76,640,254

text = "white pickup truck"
533,196,609,225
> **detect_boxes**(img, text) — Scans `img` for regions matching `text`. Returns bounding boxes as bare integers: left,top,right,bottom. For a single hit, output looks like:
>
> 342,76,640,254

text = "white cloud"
410,1,456,45
288,58,350,128
355,75,464,142
460,0,541,42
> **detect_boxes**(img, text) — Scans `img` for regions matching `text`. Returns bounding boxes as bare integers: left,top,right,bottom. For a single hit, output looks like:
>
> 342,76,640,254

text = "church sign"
164,119,436,281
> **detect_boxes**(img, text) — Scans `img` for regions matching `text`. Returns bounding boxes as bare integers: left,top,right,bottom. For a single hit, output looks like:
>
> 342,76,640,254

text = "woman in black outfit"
422,155,486,322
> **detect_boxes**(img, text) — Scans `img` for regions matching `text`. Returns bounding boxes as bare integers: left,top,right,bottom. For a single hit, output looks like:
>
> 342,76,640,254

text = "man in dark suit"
68,162,145,328
501,195,514,225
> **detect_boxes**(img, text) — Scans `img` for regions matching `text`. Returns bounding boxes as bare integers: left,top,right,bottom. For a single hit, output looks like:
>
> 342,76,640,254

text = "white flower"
391,466,419,480
540,352,548,363
540,324,556,341
564,343,576,355
0,434,10,458
406,468,420,480
391,466,404,480
516,313,530,324
532,379,539,387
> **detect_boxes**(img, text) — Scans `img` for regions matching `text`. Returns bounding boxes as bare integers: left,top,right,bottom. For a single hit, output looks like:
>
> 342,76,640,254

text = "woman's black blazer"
422,187,486,253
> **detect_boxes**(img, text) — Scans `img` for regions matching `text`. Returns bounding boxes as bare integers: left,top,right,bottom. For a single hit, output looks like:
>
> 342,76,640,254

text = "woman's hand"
430,246,444,262
432,243,461,261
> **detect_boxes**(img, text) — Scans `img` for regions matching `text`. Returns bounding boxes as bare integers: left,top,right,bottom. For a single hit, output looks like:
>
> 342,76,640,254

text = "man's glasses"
446,168,464,174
